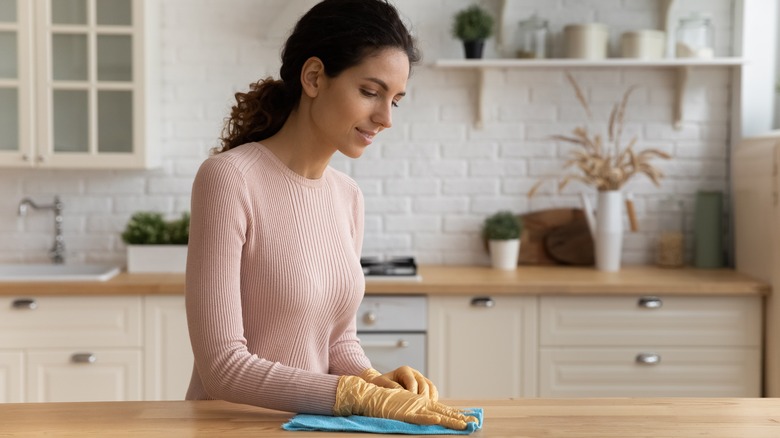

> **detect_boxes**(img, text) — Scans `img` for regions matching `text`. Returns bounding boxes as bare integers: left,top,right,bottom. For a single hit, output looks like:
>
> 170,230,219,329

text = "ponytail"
216,78,295,153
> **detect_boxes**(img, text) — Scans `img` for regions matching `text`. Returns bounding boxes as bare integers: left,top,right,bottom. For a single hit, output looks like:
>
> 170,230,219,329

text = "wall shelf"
432,58,747,129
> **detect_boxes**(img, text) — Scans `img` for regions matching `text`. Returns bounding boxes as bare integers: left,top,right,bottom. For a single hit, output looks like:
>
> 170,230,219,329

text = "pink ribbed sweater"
185,142,371,414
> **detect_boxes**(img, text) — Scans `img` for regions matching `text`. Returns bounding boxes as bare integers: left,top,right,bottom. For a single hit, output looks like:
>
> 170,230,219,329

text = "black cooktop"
360,256,417,277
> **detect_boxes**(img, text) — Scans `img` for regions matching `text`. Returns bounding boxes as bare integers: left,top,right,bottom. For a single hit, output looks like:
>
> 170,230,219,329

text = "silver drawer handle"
635,353,661,365
362,340,410,348
363,311,377,325
71,353,97,364
12,298,38,310
471,297,495,308
638,296,663,309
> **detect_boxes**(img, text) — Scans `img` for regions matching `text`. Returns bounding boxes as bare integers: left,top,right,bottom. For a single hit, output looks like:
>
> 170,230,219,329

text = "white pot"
488,239,521,270
126,245,188,273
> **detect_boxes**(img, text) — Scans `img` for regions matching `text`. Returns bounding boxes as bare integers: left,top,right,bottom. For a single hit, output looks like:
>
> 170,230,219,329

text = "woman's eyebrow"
364,77,406,96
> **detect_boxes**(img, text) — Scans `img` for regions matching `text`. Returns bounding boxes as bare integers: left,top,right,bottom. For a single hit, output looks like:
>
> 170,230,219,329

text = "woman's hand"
334,375,476,430
359,366,438,401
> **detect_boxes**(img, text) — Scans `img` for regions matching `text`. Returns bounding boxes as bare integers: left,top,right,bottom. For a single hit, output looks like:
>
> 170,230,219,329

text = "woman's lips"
356,128,376,145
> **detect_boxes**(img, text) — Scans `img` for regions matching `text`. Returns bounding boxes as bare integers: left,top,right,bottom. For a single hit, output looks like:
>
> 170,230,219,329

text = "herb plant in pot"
452,4,494,59
122,211,190,273
482,211,523,270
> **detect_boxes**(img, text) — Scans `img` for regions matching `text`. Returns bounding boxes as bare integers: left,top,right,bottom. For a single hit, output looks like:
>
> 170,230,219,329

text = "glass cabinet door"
39,0,136,165
0,0,33,166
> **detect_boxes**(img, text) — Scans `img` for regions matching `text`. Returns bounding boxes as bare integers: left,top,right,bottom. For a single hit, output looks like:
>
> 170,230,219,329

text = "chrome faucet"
18,196,66,264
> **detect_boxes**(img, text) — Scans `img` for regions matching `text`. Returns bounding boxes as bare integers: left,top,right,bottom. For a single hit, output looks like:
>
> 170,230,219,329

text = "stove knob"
363,311,377,325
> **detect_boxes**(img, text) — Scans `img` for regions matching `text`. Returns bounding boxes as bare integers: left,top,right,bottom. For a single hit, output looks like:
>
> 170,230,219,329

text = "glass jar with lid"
516,14,549,59
656,196,685,268
675,13,714,58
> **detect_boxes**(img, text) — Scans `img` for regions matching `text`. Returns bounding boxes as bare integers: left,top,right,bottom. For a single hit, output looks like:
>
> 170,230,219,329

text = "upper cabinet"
0,0,159,169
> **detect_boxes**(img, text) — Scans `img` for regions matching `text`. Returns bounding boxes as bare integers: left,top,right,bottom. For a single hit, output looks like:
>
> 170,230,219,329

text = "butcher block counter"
0,265,769,296
2,398,779,437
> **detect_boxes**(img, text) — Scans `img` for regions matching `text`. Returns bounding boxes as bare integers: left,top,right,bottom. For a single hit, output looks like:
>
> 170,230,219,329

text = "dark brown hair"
217,0,420,153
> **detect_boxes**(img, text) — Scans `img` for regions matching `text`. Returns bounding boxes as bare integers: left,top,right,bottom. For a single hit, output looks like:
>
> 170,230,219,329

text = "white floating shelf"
432,58,747,129
433,57,746,68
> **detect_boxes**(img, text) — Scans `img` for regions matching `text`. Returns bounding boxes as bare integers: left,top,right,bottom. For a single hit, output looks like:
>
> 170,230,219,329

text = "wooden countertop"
1,398,779,437
0,265,768,297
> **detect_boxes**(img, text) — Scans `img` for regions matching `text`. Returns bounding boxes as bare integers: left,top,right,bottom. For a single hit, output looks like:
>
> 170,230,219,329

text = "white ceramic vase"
488,239,521,270
581,190,624,272
594,191,624,272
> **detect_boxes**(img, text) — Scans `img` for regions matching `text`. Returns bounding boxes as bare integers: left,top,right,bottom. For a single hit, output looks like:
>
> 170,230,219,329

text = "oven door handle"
361,339,410,348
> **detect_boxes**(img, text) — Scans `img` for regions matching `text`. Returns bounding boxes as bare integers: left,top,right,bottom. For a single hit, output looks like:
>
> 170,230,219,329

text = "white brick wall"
0,0,736,267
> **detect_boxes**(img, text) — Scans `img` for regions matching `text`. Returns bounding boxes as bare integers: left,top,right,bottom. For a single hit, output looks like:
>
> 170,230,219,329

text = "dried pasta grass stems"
528,73,671,197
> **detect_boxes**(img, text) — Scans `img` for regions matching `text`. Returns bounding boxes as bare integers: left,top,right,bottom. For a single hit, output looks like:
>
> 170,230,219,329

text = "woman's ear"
301,57,325,98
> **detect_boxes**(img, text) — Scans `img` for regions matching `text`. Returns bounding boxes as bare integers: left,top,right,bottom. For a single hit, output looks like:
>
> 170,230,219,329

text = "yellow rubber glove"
359,367,439,401
334,375,477,430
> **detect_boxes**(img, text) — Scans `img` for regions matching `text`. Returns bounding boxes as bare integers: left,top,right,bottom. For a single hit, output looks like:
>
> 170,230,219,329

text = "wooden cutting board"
518,208,594,266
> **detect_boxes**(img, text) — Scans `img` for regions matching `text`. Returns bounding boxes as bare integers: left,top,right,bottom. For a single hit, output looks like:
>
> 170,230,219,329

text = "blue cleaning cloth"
282,408,483,435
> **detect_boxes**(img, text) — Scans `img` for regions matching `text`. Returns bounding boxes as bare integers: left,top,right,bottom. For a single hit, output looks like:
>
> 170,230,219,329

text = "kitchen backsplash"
0,0,734,266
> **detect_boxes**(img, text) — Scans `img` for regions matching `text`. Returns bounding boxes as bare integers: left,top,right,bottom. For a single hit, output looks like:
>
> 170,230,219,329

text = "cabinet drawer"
360,333,426,375
357,296,427,332
0,296,142,348
539,347,761,397
540,296,761,347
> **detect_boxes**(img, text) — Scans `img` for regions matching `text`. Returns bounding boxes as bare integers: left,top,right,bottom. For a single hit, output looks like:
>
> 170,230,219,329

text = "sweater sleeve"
186,157,340,414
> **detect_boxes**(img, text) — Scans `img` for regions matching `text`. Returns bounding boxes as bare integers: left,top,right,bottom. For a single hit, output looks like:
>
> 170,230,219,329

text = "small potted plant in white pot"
452,4,494,59
122,211,189,273
482,211,523,270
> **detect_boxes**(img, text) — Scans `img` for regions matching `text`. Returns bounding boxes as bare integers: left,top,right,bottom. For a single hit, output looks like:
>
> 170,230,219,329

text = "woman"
185,0,475,430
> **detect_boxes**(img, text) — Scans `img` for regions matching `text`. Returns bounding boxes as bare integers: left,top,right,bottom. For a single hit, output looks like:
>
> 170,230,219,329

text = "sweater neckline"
252,142,328,189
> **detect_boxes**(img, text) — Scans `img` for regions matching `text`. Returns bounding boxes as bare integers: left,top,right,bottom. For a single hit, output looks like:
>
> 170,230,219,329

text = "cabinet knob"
71,353,97,364
638,296,663,309
11,298,38,310
37,155,45,163
470,297,495,308
363,311,377,325
635,353,661,365
21,154,30,161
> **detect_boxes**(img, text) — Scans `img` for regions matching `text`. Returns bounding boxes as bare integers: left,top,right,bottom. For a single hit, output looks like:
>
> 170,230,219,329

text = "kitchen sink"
0,264,121,282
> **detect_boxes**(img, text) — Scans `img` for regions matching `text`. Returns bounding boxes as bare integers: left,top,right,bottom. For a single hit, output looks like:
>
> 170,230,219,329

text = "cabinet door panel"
428,296,537,398
539,347,761,397
144,296,193,401
0,0,33,166
0,351,24,402
27,349,142,402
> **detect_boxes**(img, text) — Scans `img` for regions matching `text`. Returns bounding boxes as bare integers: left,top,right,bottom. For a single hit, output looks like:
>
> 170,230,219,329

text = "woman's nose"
373,102,393,129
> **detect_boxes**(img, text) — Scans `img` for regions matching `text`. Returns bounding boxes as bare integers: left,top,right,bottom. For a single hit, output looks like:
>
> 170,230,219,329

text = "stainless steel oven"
356,295,427,374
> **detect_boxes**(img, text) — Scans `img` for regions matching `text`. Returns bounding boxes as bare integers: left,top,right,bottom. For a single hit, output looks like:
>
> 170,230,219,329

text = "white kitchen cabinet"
427,295,538,398
26,349,142,402
144,296,193,401
538,295,762,397
0,351,24,403
0,0,160,169
0,295,144,403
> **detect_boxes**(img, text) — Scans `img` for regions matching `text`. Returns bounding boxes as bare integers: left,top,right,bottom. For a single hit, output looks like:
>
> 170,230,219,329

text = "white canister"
564,23,609,59
620,30,665,59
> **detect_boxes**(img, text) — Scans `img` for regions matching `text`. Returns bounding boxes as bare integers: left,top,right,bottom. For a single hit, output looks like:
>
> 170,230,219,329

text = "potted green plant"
122,211,190,273
482,211,523,270
452,4,494,59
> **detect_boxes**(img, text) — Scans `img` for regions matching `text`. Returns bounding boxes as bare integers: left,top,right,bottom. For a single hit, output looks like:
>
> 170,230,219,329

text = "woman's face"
310,48,410,158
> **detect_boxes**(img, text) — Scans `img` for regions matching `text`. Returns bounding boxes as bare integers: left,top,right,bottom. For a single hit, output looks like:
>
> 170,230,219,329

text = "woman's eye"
360,89,377,98
392,101,400,108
